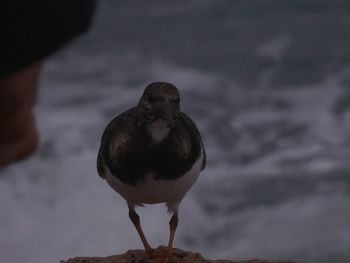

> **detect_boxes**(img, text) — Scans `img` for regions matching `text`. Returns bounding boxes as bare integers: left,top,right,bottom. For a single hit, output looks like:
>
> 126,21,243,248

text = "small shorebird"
97,82,206,261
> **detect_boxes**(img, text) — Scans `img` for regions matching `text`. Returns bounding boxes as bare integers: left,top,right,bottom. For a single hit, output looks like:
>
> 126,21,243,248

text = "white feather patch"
104,149,204,212
147,119,170,143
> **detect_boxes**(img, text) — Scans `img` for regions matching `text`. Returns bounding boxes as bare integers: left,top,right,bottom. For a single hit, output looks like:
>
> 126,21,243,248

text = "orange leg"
128,206,153,255
167,212,178,257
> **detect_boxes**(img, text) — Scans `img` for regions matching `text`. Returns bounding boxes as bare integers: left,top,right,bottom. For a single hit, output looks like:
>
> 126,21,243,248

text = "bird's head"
135,82,180,140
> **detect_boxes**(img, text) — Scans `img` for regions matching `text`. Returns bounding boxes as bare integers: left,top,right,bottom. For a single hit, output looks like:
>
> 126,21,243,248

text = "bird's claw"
147,248,162,259
146,246,177,263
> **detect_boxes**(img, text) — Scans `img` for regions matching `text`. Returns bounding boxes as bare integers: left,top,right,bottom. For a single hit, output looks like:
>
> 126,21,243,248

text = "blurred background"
1,1,350,263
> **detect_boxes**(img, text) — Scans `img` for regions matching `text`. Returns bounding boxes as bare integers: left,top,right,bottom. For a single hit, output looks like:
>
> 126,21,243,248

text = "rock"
60,247,299,263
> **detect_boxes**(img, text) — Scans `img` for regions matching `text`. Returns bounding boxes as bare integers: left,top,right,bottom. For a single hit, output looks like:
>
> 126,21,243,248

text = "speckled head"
136,82,181,136
141,82,180,104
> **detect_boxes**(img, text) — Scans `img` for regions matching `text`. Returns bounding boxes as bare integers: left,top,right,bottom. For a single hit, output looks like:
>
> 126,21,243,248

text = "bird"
97,82,206,261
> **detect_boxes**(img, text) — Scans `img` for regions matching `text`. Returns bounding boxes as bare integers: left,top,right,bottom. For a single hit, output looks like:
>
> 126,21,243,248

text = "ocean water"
1,1,350,263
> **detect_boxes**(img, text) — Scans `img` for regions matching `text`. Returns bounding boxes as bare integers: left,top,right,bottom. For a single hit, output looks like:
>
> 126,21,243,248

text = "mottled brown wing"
179,112,206,171
96,107,136,179
96,150,105,178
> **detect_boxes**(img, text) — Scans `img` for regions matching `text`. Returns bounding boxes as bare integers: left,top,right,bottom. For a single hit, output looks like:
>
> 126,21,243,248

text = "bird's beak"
159,107,176,129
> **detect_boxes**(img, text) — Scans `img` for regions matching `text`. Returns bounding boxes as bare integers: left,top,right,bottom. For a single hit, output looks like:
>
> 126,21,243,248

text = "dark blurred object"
0,0,97,76
0,62,41,166
0,0,96,166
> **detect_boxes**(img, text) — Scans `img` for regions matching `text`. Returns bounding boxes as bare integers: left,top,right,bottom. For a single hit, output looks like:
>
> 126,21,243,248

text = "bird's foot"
146,246,177,263
146,248,161,258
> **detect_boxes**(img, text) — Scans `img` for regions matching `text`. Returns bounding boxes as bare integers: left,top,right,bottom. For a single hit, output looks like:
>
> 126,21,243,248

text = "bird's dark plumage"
96,82,206,259
97,82,205,186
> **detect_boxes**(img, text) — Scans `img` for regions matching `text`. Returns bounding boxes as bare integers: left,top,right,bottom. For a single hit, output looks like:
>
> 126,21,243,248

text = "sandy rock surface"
61,247,300,263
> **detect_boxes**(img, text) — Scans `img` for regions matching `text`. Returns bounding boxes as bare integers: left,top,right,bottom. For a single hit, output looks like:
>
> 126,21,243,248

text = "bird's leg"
167,211,178,257
157,212,179,263
128,206,153,255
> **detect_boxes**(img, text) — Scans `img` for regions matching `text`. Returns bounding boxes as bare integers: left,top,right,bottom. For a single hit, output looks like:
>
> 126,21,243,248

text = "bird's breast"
104,148,204,208
109,133,198,185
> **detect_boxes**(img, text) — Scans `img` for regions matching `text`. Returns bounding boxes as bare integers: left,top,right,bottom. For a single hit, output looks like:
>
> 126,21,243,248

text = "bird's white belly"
104,151,203,211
